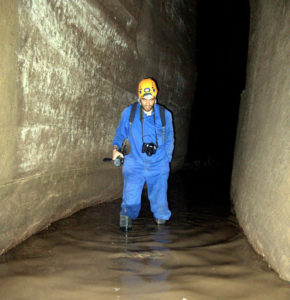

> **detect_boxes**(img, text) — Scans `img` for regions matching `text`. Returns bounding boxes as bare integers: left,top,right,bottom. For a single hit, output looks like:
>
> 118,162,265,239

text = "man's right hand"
112,149,124,160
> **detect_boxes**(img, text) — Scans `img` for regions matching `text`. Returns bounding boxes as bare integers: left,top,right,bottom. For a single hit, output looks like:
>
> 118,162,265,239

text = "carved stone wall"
231,0,290,281
0,0,196,253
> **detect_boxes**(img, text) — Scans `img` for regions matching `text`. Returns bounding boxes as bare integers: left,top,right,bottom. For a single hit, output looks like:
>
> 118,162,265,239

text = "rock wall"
231,0,290,281
0,0,196,253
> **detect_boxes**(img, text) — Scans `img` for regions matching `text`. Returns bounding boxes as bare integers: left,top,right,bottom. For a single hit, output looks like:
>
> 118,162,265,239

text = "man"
112,78,174,231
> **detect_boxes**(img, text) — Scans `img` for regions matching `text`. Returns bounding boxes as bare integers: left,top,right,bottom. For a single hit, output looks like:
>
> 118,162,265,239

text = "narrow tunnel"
0,0,289,298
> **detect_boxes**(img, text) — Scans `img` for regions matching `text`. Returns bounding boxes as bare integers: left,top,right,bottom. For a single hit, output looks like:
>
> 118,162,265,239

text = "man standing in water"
112,78,174,231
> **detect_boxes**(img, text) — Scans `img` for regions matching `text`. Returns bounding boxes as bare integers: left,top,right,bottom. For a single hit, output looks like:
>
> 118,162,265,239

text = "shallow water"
0,170,289,300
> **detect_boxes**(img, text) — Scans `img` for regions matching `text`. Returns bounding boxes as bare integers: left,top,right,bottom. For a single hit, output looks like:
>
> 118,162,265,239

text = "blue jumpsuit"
113,102,174,220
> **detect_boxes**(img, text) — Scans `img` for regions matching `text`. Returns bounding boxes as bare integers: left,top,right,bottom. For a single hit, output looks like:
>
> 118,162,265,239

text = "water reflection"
0,171,289,300
116,223,171,297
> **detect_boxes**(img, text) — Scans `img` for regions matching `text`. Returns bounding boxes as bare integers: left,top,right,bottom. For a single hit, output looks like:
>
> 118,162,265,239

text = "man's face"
140,97,155,112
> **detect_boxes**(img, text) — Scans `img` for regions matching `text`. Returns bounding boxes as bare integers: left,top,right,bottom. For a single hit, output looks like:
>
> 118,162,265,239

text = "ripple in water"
0,172,289,300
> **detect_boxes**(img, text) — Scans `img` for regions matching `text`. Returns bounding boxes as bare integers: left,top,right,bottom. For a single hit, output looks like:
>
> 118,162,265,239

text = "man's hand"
112,148,124,160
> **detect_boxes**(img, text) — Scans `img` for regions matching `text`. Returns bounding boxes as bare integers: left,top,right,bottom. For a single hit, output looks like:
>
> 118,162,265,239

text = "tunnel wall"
231,0,290,281
0,0,196,253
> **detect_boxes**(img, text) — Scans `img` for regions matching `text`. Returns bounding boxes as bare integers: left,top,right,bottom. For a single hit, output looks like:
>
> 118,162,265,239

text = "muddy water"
0,171,289,300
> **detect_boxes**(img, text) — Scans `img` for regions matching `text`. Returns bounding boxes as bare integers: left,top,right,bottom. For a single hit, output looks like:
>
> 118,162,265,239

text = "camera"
142,142,157,156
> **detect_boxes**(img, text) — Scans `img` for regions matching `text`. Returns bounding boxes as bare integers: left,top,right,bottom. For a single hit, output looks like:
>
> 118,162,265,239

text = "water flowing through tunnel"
0,0,289,298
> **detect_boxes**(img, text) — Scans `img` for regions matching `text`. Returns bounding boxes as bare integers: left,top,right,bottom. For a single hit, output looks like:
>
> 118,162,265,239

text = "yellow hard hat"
138,78,158,99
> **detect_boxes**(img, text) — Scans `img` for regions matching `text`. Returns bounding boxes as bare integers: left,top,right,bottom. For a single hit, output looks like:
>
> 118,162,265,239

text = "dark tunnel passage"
0,0,289,298
181,0,250,219
188,0,249,168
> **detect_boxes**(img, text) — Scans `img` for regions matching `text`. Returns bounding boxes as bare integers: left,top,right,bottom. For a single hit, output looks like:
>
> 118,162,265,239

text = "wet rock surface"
0,170,288,299
0,0,195,254
231,0,290,281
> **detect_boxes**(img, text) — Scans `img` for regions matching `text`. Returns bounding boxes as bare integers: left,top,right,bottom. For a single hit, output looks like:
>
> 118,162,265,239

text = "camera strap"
140,106,158,147
130,102,166,143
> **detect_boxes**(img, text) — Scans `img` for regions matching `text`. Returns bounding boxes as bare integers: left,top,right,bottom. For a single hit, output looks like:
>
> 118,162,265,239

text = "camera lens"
142,142,157,156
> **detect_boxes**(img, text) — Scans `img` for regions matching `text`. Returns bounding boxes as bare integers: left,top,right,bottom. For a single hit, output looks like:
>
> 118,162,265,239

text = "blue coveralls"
113,102,174,220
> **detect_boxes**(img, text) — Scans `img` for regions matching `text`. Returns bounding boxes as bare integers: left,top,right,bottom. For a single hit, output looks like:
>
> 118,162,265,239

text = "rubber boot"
155,218,166,225
120,215,132,232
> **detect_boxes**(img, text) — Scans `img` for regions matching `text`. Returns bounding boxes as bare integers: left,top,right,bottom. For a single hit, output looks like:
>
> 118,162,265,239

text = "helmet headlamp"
138,78,158,99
